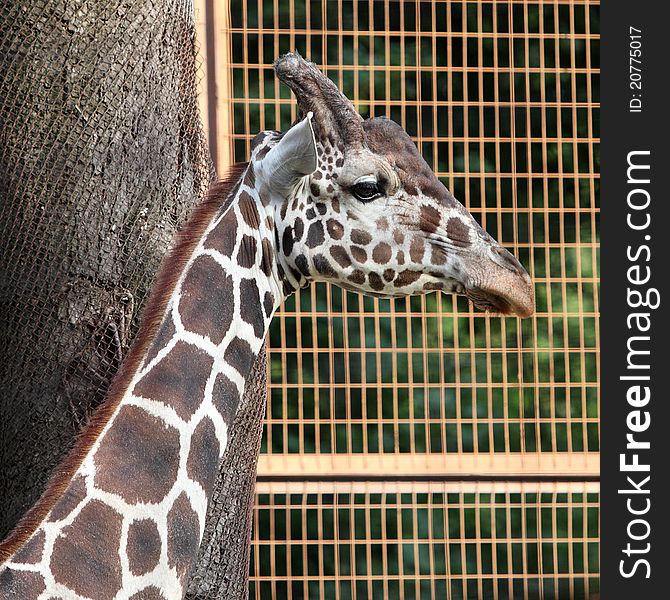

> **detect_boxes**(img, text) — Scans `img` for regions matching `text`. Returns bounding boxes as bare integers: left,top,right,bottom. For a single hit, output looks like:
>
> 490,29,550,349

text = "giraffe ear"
262,112,317,195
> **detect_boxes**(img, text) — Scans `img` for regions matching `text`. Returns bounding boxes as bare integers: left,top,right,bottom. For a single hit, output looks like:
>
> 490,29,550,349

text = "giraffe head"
254,53,534,317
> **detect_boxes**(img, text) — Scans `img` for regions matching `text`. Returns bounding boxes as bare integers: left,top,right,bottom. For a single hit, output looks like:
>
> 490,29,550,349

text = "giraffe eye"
351,179,382,202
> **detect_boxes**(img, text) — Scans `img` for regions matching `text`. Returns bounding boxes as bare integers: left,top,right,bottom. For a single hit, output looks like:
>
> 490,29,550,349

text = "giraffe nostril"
492,246,526,277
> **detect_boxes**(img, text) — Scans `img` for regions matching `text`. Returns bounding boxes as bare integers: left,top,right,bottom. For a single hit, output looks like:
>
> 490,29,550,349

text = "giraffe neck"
0,163,283,599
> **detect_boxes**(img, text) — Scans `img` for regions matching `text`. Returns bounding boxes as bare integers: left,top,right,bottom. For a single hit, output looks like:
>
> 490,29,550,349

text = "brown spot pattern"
255,143,272,160
327,218,344,240
167,493,200,583
306,221,325,248
238,191,261,229
351,246,367,262
212,373,240,424
129,587,167,600
368,272,384,291
261,238,274,276
239,278,265,338
187,417,220,494
394,270,422,287
260,186,271,207
372,243,392,264
204,209,237,257
410,237,425,262
351,229,371,245
314,254,337,278
431,245,446,265
0,569,46,597
251,131,271,151
289,267,303,287
48,475,86,522
446,217,472,247
143,318,176,366
179,256,233,345
295,254,310,276
419,205,441,234
134,341,213,421
348,270,365,285
282,226,294,256
376,217,389,231
224,337,254,376
50,501,122,600
94,406,179,504
330,246,352,268
264,291,275,317
12,529,45,565
243,163,255,188
293,217,304,240
127,519,161,576
236,235,257,269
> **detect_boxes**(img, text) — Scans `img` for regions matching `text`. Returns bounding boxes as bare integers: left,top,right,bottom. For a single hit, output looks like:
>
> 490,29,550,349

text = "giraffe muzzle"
465,254,535,318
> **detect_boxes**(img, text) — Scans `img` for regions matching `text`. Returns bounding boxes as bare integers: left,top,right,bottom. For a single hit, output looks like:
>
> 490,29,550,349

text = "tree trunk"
0,1,263,596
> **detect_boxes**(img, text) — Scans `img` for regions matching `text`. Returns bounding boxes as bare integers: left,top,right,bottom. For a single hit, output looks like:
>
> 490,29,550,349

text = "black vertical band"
601,3,668,596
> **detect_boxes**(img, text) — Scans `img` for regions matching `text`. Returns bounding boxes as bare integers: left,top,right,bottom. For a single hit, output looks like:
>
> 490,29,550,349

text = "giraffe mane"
0,163,249,563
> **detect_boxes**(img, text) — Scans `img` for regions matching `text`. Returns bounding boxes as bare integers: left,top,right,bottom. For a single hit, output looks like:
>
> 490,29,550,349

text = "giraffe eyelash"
350,178,383,202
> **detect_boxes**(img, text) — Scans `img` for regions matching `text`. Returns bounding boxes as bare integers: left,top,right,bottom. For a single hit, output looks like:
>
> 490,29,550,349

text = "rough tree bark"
0,1,264,596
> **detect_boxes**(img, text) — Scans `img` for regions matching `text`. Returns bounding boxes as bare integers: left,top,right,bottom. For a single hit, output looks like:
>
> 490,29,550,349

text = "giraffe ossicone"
0,52,534,599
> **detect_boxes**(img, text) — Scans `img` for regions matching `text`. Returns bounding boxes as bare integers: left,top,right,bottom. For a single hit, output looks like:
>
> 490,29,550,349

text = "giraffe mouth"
465,285,535,318
466,288,512,314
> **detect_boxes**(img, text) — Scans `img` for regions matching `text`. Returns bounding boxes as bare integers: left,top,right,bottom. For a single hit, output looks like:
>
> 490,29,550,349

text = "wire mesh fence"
0,0,213,540
251,482,599,600
197,0,600,596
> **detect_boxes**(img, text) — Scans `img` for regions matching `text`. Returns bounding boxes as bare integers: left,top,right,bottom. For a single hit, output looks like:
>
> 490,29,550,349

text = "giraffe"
0,53,534,599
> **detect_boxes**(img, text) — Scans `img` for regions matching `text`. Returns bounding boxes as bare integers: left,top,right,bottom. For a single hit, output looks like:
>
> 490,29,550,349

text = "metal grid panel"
202,0,600,596
220,0,600,469
251,484,599,600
